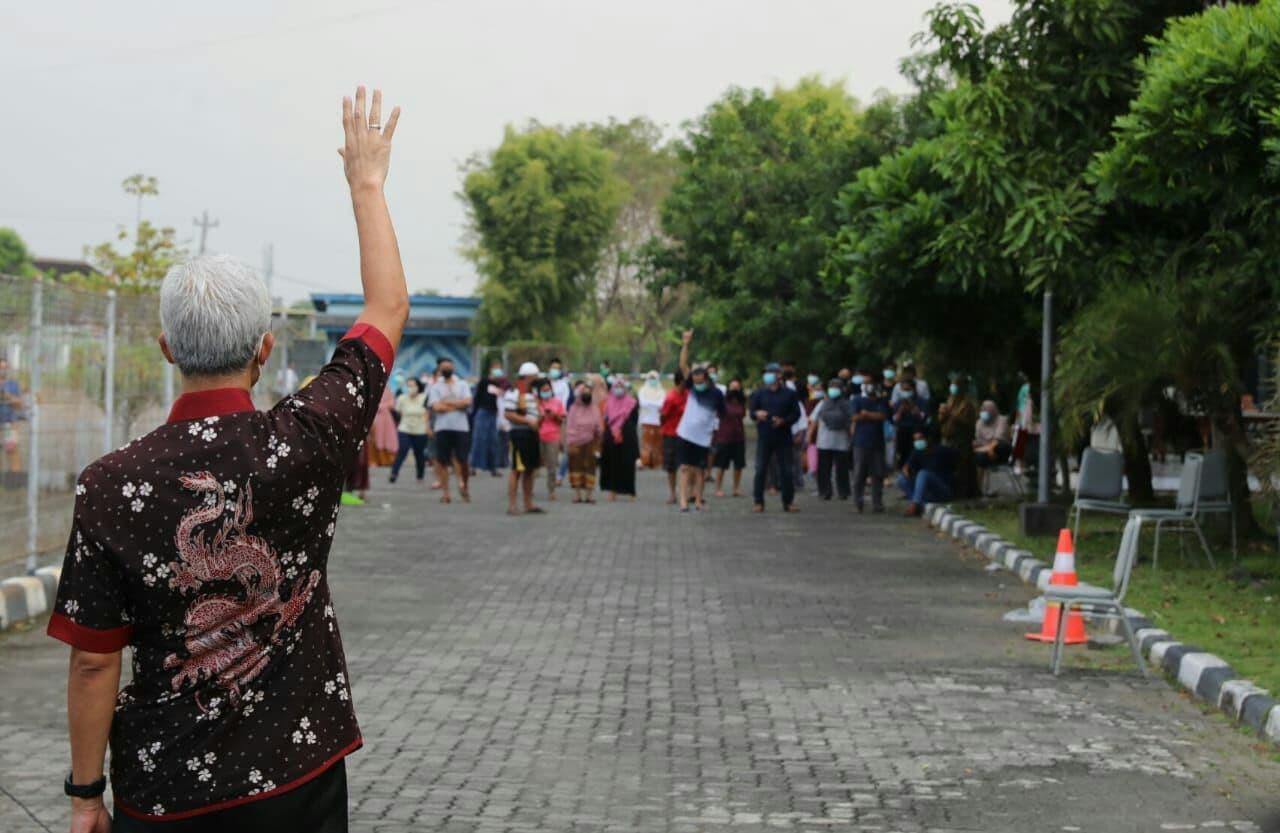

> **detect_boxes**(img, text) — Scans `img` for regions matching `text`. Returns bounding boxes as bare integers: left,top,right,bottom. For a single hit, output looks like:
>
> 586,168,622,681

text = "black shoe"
389,474,397,484
855,502,864,514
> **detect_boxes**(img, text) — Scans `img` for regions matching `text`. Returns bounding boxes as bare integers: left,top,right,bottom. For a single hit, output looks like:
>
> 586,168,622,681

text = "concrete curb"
0,567,60,631
922,502,1280,747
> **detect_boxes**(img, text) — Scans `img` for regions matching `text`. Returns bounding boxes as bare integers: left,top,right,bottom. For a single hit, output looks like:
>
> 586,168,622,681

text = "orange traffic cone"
1025,529,1088,644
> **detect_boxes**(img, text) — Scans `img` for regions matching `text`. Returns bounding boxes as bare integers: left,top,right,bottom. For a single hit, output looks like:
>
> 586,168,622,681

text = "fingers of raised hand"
383,105,401,140
369,89,382,129
354,85,367,129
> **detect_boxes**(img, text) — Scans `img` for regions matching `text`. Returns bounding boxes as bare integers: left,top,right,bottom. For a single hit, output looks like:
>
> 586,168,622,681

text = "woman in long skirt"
599,377,639,500
565,382,603,503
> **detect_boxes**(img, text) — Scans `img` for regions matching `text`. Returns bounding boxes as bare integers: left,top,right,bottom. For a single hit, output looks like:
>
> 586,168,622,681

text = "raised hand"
681,329,694,345
339,86,401,192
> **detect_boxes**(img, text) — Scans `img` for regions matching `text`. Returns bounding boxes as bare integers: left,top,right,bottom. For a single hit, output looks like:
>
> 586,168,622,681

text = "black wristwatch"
64,773,107,799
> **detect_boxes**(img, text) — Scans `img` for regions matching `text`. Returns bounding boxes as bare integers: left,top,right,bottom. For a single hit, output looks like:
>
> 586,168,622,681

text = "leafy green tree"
0,227,36,277
462,124,626,344
659,78,903,374
1067,0,1280,528
580,117,687,372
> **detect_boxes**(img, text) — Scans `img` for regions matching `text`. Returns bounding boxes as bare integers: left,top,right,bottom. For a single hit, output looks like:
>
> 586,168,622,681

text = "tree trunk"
1120,412,1154,504
1215,403,1262,540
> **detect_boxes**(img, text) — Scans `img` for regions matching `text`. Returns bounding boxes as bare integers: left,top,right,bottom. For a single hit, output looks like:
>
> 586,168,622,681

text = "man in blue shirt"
850,374,890,512
898,429,957,516
749,362,801,512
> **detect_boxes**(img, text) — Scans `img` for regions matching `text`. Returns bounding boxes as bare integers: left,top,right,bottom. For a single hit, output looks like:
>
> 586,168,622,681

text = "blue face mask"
694,382,708,393
813,390,825,399
914,439,928,451
807,375,820,386
538,389,553,400
763,372,778,386
709,372,719,383
548,368,562,380
490,368,505,379
851,375,865,386
980,410,992,423
949,383,960,396
884,369,896,381
827,387,842,399
900,390,914,400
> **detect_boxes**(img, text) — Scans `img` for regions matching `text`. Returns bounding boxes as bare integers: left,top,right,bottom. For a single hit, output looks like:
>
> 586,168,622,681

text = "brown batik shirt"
48,324,393,822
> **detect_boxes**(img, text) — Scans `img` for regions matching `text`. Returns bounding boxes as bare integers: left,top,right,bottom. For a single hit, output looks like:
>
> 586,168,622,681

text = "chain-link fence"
0,274,172,575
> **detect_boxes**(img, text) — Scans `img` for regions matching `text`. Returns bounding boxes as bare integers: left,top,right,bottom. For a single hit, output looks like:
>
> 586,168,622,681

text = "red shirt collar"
166,388,256,424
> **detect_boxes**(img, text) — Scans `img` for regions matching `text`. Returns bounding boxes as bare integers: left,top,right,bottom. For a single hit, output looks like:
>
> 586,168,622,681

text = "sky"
2,0,1013,304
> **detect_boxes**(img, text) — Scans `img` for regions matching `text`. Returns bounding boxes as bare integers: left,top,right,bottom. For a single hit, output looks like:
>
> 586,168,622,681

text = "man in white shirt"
427,357,472,503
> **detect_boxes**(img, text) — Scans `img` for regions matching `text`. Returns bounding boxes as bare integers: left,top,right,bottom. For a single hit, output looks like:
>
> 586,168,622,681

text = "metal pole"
25,280,42,575
1037,288,1053,504
104,290,117,453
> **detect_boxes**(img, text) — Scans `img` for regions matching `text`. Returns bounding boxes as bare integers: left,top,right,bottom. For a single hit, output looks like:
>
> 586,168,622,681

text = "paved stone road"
2,470,1278,832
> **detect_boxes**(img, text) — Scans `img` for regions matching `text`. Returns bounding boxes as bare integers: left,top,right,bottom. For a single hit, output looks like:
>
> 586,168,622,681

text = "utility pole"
193,210,220,255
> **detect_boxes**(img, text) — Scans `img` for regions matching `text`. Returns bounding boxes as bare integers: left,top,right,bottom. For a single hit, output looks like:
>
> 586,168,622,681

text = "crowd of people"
343,330,1033,518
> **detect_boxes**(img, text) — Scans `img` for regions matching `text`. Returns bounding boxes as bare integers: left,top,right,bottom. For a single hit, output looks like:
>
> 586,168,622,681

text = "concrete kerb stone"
0,568,59,632
932,506,1279,747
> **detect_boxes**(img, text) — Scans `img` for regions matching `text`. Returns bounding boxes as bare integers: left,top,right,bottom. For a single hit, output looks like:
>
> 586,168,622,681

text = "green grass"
958,502,1280,695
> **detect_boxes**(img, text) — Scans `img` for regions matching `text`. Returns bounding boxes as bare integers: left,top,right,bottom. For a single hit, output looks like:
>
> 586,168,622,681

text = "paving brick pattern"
2,471,1278,832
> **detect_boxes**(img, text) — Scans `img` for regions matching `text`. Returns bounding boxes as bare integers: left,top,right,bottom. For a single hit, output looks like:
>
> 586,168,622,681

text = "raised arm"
341,86,409,353
678,329,693,379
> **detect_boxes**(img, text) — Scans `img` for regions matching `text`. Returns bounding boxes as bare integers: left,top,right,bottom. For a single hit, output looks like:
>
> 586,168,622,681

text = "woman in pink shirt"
564,381,603,503
536,378,567,501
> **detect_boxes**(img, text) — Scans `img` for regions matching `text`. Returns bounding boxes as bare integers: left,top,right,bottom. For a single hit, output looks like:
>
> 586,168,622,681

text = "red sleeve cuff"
341,323,395,370
47,613,132,653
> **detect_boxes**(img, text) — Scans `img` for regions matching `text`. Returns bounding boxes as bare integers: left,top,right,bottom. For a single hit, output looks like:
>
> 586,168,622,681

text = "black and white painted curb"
923,503,1280,747
0,567,61,631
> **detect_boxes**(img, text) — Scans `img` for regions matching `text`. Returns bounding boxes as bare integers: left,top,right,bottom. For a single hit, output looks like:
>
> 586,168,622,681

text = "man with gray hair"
49,86,408,833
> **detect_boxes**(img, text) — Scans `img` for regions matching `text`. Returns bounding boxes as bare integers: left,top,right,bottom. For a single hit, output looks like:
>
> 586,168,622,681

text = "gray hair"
160,255,271,377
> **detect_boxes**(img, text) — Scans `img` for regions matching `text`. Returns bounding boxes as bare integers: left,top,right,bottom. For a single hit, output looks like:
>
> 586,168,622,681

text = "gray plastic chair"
1047,515,1147,677
1070,448,1129,542
1132,455,1215,569
1194,450,1237,561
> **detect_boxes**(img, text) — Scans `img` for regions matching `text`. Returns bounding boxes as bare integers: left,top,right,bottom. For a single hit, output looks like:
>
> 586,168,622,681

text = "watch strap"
64,773,107,799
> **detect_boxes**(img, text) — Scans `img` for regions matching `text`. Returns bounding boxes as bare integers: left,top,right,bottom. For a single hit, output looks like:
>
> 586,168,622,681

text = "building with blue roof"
310,293,482,379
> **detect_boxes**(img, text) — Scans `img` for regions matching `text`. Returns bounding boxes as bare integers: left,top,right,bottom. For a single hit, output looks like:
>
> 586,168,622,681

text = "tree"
461,124,626,344
660,78,902,374
0,227,36,277
580,117,687,372
1068,0,1280,530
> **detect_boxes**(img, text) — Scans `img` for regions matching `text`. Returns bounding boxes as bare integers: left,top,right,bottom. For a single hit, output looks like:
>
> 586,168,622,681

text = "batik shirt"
47,324,393,822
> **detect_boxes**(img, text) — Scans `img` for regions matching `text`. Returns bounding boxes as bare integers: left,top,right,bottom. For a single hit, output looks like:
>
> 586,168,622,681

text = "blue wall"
311,293,480,380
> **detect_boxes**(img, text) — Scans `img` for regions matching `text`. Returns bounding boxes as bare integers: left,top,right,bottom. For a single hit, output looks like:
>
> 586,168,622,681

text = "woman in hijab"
368,383,400,468
565,381,603,503
637,370,666,469
598,375,640,501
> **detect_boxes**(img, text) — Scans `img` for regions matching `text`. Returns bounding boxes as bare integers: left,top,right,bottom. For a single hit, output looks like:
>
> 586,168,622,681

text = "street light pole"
1038,287,1053,504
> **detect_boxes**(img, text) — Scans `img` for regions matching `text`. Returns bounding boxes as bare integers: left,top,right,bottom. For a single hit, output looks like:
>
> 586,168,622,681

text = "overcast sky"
2,0,1012,303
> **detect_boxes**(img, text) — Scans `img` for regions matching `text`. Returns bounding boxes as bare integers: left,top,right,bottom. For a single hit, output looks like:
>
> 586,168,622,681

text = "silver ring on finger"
368,122,381,130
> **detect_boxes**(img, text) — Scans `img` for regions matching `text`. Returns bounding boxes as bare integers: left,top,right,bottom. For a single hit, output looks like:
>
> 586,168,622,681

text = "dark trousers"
391,433,428,480
754,435,795,507
114,761,347,833
816,448,850,499
852,446,885,509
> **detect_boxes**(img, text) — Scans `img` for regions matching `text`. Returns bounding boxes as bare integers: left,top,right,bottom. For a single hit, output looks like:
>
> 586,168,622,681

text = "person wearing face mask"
469,360,507,477
502,362,544,515
535,377,567,501
850,368,890,513
803,373,825,484
898,429,956,516
565,382,603,503
675,331,727,511
599,376,640,501
881,363,897,397
547,358,573,487
749,361,802,512
637,370,666,469
390,377,431,484
712,379,748,498
938,375,979,499
889,361,931,413
705,363,727,395
807,378,853,501
428,357,473,503
659,369,689,504
973,399,1012,495
891,378,926,470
